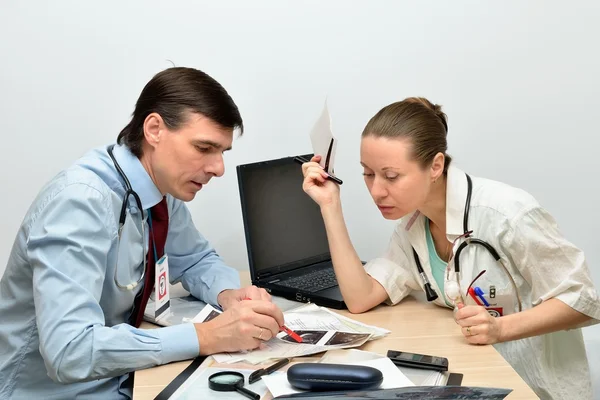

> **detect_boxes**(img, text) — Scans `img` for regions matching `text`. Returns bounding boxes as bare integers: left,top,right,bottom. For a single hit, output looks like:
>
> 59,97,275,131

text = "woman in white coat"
301,97,600,399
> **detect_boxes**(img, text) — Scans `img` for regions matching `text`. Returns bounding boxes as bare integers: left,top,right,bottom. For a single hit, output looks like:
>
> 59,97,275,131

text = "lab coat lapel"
445,165,469,240
403,212,446,307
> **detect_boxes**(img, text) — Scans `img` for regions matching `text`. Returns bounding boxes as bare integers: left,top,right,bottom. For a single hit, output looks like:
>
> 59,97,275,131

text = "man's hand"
455,304,504,345
194,300,284,355
217,286,272,311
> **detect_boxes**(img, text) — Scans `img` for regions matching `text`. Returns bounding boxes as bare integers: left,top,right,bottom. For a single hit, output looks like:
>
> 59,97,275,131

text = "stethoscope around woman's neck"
413,173,523,311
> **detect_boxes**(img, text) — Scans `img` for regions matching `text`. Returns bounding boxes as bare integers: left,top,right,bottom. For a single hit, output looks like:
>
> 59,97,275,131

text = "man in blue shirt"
0,67,284,399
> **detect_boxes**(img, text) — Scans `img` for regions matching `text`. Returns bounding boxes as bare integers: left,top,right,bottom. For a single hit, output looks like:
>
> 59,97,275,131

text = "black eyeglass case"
287,363,383,391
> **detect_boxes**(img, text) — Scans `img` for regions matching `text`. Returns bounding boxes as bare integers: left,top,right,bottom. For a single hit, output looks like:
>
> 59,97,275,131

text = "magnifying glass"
208,371,260,400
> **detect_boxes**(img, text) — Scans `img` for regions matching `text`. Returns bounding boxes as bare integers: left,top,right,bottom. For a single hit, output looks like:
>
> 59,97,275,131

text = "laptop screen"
237,155,331,277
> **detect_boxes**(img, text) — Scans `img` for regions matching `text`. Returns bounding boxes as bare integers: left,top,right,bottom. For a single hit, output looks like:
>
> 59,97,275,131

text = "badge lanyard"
148,210,171,321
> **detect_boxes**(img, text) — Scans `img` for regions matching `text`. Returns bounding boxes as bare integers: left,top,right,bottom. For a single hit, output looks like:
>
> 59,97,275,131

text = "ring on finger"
258,328,264,340
466,326,472,336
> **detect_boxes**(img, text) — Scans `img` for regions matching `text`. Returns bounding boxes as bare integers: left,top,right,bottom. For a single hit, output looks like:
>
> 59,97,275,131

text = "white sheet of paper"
210,303,388,365
191,303,221,323
319,348,382,363
309,101,337,174
322,349,434,387
261,373,303,398
284,303,389,339
261,355,414,398
217,330,372,365
360,358,415,389
169,367,272,400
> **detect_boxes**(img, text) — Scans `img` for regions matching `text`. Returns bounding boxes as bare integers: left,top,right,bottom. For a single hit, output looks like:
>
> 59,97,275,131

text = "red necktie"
132,197,169,328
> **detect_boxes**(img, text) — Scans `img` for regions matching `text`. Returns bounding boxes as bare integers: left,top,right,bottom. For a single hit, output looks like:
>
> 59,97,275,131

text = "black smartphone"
387,350,449,372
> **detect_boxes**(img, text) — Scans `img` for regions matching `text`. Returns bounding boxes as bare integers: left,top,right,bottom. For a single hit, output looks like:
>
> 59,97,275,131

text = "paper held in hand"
191,303,390,365
309,101,338,175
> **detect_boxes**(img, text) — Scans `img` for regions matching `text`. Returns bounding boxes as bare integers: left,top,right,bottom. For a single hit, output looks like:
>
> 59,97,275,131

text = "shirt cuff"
155,323,199,365
364,258,410,305
207,276,241,307
554,291,600,329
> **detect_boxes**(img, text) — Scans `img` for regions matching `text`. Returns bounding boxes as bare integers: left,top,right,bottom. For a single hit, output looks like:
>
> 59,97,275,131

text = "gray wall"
1,1,598,396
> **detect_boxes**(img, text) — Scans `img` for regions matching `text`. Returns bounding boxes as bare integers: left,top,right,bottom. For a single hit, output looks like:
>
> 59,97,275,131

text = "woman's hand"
455,304,504,345
301,155,340,209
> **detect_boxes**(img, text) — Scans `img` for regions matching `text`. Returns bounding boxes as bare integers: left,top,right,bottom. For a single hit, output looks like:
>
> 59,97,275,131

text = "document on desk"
319,349,446,386
193,303,390,365
310,100,338,174
168,366,273,400
262,352,414,398
144,295,207,327
145,293,301,327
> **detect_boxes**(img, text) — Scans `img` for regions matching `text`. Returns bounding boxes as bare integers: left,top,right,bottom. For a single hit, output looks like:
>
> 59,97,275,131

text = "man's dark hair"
117,67,243,157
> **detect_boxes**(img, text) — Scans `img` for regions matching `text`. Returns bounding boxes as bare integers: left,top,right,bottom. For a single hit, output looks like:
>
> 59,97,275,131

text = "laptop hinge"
256,271,274,280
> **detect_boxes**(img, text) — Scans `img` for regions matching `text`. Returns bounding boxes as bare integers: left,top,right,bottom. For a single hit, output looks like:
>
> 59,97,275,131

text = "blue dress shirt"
0,144,240,399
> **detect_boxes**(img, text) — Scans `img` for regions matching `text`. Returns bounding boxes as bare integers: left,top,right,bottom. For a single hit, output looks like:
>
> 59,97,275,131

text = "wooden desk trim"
133,271,538,399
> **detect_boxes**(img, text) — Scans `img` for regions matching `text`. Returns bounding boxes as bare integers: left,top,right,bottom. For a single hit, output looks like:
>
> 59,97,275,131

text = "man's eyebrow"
193,140,232,151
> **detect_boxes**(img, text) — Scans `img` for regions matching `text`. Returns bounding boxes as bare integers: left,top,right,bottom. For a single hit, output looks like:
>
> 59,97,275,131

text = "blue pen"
474,287,490,307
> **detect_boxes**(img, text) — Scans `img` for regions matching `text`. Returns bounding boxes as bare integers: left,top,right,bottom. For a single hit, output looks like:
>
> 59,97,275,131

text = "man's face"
149,112,233,201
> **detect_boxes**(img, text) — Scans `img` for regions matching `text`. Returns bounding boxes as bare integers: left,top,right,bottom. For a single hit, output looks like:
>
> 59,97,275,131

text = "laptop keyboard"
277,268,339,292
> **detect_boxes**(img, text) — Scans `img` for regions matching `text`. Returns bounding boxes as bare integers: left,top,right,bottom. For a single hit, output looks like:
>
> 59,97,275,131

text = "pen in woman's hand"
294,156,343,185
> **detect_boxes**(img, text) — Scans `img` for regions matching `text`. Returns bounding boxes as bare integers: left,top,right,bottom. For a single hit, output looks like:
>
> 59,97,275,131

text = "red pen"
280,325,303,343
468,287,483,306
243,298,303,343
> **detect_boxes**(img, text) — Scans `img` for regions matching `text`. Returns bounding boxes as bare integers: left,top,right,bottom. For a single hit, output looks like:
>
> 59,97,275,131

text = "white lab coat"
364,164,600,400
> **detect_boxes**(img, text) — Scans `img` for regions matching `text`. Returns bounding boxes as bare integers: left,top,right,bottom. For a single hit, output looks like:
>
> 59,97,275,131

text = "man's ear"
143,113,163,148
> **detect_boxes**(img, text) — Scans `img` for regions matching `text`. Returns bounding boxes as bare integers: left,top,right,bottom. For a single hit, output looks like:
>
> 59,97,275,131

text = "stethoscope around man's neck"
107,144,150,291
413,173,523,311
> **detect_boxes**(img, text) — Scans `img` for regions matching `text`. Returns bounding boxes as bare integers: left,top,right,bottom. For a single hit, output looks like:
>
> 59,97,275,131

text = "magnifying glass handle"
236,386,260,400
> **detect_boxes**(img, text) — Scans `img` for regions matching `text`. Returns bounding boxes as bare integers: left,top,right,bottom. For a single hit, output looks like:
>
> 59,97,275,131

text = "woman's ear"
431,152,445,181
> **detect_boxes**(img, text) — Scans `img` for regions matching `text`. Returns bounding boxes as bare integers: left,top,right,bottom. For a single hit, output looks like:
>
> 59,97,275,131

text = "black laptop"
236,154,346,309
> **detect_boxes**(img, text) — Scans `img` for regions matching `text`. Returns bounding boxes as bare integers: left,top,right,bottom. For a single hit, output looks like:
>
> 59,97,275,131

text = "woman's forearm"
498,298,591,342
320,202,388,313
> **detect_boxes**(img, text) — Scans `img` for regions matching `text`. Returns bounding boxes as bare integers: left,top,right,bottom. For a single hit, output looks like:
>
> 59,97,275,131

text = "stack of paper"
144,296,207,326
191,303,390,365
145,293,302,327
399,366,447,386
261,349,414,398
321,349,448,386
168,366,272,400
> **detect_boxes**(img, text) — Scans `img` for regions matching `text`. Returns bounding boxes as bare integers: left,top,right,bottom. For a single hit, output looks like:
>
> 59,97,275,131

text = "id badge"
483,285,515,317
154,254,171,321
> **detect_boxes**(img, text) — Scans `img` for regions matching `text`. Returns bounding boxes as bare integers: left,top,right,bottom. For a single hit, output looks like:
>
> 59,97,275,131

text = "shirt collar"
444,164,469,238
403,164,469,239
110,144,163,210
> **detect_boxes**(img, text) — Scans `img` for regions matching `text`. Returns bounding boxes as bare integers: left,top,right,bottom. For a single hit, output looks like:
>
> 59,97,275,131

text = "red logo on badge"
158,272,167,300
486,307,503,317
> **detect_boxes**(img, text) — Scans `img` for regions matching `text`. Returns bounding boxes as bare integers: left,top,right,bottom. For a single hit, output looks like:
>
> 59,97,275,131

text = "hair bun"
405,97,448,134
432,104,448,134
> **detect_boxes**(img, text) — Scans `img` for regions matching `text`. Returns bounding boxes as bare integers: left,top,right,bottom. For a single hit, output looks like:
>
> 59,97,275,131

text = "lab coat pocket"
481,284,517,317
466,264,517,316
